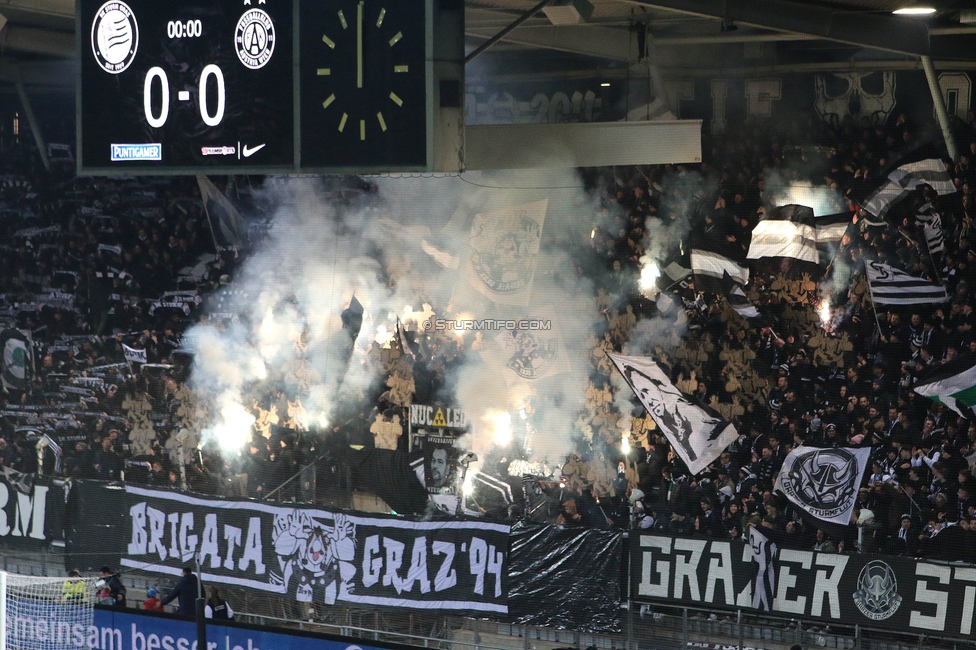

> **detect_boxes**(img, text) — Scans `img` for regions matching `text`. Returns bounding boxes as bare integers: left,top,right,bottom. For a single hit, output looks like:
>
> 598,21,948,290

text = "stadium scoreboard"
78,0,461,175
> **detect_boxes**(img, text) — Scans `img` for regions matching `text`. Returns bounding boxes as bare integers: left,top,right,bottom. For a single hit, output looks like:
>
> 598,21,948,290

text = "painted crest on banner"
271,510,357,604
781,448,859,519
502,330,559,379
853,560,902,620
814,72,896,127
469,215,541,296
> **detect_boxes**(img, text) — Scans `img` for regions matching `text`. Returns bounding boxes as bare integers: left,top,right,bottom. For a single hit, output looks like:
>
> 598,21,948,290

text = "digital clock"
78,0,294,173
166,20,203,39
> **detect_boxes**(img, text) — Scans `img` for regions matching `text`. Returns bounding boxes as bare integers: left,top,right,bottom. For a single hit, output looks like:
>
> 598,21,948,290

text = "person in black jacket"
204,586,233,620
160,567,199,617
97,566,127,608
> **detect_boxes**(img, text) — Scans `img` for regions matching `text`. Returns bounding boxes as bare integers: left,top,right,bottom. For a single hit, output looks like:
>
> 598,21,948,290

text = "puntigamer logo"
111,144,162,162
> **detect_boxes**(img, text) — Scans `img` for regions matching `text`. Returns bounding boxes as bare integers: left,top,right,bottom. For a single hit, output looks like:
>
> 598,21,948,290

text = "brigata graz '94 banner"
121,486,509,613
632,532,976,639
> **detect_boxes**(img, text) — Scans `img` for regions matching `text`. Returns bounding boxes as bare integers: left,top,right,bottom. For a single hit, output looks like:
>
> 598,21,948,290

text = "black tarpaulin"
507,522,621,632
345,447,430,515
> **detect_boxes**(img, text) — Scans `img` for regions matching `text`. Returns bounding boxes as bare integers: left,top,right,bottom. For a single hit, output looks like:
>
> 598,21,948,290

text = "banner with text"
0,473,65,549
104,486,510,614
631,532,976,638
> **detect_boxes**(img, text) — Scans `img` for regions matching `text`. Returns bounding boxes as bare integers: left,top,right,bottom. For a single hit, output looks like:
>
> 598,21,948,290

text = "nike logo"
242,143,266,158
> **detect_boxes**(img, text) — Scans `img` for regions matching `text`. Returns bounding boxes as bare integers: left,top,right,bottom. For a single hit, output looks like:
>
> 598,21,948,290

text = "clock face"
299,0,428,170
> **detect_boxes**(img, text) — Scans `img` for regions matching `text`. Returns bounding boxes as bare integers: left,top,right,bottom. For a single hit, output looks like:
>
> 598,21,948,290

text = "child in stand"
143,589,163,611
97,588,114,606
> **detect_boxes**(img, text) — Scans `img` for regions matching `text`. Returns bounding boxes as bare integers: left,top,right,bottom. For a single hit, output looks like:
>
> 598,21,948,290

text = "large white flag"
774,445,871,526
608,353,738,475
480,307,570,385
462,200,547,306
122,343,147,364
747,220,819,263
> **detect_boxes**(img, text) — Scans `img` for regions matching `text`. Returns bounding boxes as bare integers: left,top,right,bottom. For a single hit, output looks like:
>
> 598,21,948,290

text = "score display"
79,0,295,172
78,0,444,174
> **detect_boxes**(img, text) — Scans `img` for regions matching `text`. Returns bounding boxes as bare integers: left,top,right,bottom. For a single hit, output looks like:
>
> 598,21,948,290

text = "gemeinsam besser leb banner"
122,486,509,613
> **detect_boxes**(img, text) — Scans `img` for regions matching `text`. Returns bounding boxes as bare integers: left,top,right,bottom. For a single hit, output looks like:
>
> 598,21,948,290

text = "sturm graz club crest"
470,215,541,296
236,8,275,70
782,448,859,519
505,330,558,379
91,1,139,74
853,560,902,620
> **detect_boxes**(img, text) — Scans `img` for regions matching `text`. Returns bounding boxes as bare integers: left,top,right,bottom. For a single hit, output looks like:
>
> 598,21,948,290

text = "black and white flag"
690,248,749,295
862,145,955,219
748,526,777,611
774,445,871,526
608,353,739,475
747,220,819,263
813,211,855,247
866,261,947,305
916,203,945,255
729,285,760,320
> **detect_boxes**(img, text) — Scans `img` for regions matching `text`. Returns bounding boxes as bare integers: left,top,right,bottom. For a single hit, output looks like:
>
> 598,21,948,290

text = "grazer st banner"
631,532,976,638
113,486,510,613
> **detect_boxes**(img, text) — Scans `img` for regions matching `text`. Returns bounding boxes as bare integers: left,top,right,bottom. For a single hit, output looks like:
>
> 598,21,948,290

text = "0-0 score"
143,64,226,128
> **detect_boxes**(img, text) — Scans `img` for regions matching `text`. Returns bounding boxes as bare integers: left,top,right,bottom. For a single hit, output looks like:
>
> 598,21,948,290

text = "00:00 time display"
166,20,203,38
143,65,225,128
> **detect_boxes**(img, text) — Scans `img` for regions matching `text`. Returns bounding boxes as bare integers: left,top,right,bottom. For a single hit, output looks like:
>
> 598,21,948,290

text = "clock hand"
357,1,363,89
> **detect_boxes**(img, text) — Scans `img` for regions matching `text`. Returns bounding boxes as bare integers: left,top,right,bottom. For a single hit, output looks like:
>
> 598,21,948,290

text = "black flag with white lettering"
76,485,510,614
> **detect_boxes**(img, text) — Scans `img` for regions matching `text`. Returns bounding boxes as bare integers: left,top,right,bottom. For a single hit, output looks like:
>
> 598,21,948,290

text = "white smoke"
184,170,617,472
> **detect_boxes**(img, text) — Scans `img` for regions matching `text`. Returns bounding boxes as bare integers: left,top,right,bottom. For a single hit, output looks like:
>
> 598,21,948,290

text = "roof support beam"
630,0,930,56
0,25,74,57
465,25,634,61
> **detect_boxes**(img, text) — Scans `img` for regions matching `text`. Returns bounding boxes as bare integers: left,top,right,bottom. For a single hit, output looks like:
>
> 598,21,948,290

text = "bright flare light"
375,324,393,345
622,435,631,455
640,262,660,293
487,410,512,446
453,312,474,336
819,300,831,329
210,395,257,453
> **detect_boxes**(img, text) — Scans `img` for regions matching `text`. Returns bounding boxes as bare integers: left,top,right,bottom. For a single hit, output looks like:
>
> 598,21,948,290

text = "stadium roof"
0,0,974,88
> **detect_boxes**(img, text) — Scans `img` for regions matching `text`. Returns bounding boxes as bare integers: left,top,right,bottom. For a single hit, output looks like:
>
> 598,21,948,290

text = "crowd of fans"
567,108,976,562
3,102,976,567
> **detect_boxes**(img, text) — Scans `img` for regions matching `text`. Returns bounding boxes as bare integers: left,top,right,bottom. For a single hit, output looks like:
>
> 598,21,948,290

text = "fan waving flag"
866,261,947,305
861,144,955,219
0,328,31,391
914,353,976,417
774,445,871,527
608,353,738,475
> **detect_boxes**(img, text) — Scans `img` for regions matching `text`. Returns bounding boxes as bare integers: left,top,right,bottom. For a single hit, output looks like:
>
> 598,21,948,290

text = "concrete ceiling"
0,0,974,88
